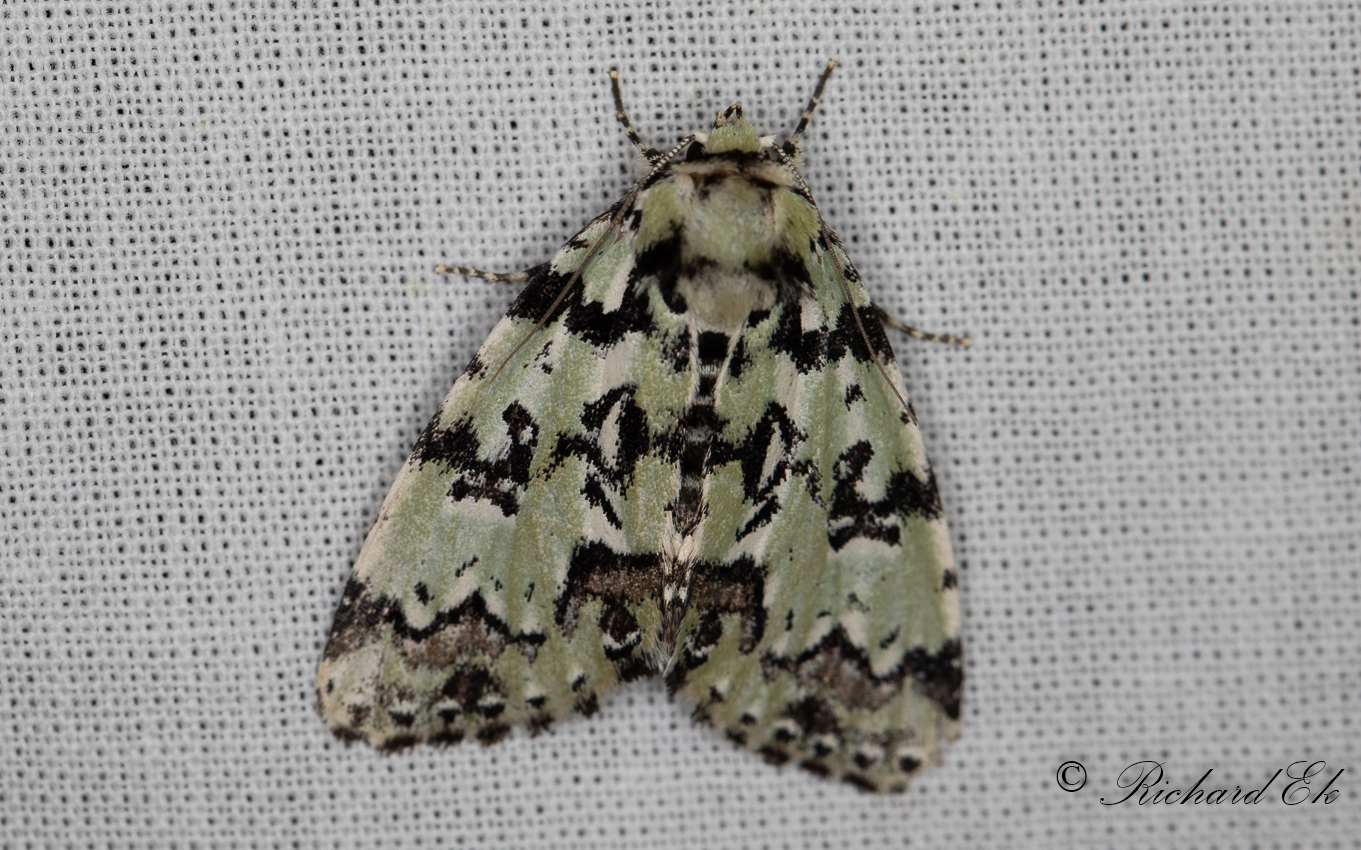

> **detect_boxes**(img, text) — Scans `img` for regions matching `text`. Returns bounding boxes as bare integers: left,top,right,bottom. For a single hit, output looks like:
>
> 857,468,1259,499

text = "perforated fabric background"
3,1,1358,847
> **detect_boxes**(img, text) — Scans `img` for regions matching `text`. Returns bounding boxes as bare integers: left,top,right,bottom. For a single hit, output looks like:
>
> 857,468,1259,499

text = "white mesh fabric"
2,2,1357,847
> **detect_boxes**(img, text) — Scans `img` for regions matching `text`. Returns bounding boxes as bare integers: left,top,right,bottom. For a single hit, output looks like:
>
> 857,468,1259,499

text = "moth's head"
686,102,803,168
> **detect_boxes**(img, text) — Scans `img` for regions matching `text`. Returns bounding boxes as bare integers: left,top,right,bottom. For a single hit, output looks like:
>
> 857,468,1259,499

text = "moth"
317,61,966,793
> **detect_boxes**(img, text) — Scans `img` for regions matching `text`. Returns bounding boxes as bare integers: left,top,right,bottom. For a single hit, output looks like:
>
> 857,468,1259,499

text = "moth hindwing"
317,60,963,793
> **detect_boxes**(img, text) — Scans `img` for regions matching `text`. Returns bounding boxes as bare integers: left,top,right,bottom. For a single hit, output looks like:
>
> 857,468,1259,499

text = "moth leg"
873,304,972,347
608,68,664,162
434,264,538,284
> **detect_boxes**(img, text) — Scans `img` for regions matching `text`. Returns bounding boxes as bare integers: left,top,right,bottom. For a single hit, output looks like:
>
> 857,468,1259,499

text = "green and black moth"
317,61,967,793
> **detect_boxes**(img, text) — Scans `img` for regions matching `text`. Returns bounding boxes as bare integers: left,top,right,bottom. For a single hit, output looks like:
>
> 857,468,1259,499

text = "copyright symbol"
1056,761,1087,792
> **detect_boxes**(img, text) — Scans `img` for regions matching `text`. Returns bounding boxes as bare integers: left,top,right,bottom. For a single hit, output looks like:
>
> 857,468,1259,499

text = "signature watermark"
1055,760,1345,806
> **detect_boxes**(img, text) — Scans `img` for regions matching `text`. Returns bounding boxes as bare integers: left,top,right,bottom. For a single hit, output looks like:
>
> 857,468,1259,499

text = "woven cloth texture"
3,2,1357,847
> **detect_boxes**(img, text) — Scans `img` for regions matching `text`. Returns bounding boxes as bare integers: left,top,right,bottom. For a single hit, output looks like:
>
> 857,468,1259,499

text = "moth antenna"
609,68,664,162
784,59,838,154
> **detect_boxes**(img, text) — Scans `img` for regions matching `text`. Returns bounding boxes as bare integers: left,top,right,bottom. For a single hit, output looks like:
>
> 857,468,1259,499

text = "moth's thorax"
640,152,818,331
671,157,798,263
